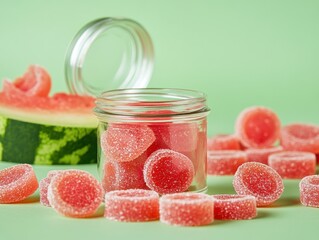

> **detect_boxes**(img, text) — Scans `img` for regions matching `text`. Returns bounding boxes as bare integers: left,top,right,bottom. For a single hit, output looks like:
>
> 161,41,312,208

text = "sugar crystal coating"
245,146,283,165
159,123,198,152
48,170,103,218
102,155,148,192
207,150,247,175
104,189,159,222
299,175,319,208
143,149,195,194
280,124,319,153
40,170,64,207
0,164,38,203
233,162,284,206
160,193,214,226
212,194,257,220
269,151,316,179
235,106,281,148
208,134,241,150
101,124,155,162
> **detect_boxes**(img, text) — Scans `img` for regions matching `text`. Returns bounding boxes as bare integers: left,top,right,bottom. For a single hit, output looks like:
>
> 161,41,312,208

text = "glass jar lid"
64,17,154,96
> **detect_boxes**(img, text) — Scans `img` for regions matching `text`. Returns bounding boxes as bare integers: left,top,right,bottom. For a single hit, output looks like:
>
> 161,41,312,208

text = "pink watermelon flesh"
0,65,95,113
11,65,51,97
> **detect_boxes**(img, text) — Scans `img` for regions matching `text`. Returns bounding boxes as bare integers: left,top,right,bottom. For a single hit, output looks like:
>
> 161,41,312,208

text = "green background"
0,0,319,239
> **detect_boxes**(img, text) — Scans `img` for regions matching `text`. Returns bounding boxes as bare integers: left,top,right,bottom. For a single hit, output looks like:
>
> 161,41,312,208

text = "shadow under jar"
95,88,210,194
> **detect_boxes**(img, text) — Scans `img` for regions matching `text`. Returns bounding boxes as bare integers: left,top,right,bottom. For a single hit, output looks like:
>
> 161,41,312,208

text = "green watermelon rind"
0,114,98,165
0,105,98,128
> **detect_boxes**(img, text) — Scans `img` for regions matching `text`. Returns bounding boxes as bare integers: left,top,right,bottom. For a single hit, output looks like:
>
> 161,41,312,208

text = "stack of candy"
208,106,318,181
100,122,204,194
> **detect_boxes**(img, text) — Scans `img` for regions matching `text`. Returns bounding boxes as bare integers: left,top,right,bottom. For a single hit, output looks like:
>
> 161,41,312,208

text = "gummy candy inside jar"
94,88,210,194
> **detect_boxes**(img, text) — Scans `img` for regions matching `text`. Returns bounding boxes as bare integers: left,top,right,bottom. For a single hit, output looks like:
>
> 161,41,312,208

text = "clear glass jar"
65,18,210,194
94,88,210,194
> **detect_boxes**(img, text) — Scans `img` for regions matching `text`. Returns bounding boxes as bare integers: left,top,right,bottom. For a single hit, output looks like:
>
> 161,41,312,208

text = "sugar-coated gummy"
269,151,316,179
245,146,283,165
101,124,156,162
104,189,159,222
0,164,38,203
160,193,214,226
48,170,103,218
233,162,284,206
102,155,148,192
207,150,247,175
39,170,64,207
280,123,319,153
235,106,281,148
207,134,241,151
159,123,198,152
212,194,257,220
39,178,51,207
143,149,195,194
299,175,319,208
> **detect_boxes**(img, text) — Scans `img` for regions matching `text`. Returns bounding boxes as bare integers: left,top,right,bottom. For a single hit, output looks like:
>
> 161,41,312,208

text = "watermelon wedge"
0,65,98,165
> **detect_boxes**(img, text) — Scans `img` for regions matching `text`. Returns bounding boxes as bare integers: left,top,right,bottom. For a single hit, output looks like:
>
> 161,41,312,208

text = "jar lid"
64,17,154,96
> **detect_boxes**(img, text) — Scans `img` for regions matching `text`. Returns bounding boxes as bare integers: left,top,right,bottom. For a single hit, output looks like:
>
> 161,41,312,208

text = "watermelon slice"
0,65,98,165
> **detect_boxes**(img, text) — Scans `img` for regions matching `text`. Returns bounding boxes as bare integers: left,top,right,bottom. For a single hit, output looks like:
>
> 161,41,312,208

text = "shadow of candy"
12,194,40,204
268,197,300,208
86,204,105,219
255,209,273,219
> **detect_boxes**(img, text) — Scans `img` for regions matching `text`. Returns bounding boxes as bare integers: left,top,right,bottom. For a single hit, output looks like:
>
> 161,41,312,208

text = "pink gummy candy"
104,189,159,222
39,170,63,207
48,170,103,218
280,123,319,153
233,162,284,206
207,150,248,175
143,149,195,194
101,124,155,162
235,106,281,148
207,134,241,151
0,164,38,203
245,146,283,165
160,193,214,226
102,155,148,192
299,175,319,208
159,123,198,152
212,194,257,220
269,151,316,179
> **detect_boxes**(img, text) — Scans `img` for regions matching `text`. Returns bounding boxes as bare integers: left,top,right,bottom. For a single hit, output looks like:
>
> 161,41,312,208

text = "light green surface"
0,162,318,240
0,0,319,240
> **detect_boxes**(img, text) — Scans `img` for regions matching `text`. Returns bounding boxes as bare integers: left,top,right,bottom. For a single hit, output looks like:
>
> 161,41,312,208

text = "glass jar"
94,88,210,194
65,17,210,194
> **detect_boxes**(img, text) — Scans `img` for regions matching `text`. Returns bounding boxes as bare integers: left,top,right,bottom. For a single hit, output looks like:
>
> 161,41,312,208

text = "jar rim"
94,88,210,122
64,17,154,96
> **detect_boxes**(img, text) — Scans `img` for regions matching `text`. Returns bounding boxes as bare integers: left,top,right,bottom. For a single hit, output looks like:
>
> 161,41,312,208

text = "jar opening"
94,88,210,122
